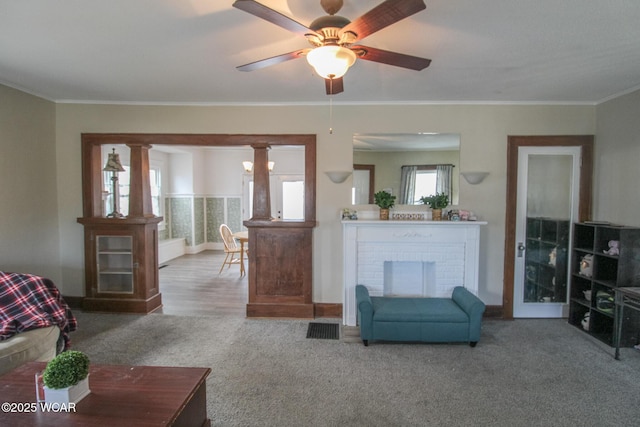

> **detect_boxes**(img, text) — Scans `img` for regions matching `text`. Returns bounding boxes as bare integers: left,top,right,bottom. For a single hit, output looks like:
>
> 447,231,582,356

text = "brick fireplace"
342,220,486,326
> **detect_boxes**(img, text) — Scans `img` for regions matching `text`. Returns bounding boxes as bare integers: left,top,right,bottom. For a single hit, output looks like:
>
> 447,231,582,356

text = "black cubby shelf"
568,222,640,347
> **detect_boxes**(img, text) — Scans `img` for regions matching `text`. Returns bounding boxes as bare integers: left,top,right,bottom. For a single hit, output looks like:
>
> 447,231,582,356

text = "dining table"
232,231,248,276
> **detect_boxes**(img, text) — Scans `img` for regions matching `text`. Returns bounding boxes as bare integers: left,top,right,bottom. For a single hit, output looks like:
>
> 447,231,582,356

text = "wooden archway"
79,133,317,317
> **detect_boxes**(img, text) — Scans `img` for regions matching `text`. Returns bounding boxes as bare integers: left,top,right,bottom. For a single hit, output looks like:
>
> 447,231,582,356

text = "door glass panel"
514,147,581,318
526,155,573,219
523,155,572,305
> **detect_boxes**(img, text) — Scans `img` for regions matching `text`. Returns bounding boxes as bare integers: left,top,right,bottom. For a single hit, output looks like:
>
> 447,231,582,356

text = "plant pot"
379,208,390,220
42,375,91,405
432,208,442,221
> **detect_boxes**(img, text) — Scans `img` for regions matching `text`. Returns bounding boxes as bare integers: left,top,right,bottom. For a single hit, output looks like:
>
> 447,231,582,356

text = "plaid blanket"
0,271,77,349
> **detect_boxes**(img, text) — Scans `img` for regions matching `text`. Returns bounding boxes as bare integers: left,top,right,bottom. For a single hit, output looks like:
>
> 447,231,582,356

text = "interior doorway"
503,135,594,319
80,133,317,317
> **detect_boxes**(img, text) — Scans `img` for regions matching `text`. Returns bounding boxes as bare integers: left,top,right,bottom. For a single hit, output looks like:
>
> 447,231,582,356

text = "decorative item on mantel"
37,350,91,406
103,148,126,218
419,192,449,221
391,212,425,221
342,208,358,220
373,190,396,220
447,209,478,221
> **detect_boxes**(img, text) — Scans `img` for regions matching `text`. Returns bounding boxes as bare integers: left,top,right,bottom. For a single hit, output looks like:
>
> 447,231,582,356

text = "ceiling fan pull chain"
329,82,334,134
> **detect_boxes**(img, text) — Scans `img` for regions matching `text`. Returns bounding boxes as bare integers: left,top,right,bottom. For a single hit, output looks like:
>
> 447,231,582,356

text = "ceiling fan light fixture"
306,45,356,79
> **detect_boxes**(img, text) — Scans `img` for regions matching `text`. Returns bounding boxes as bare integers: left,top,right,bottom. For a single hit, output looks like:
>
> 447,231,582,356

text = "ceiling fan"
232,0,431,95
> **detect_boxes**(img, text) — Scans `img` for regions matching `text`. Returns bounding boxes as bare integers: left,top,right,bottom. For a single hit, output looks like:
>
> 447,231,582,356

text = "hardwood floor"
157,250,248,317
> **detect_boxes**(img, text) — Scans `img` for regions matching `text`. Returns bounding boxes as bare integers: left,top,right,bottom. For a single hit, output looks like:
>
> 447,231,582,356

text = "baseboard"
314,303,342,318
65,297,503,319
246,303,314,319
83,294,162,314
62,295,84,310
484,305,504,318
158,238,186,264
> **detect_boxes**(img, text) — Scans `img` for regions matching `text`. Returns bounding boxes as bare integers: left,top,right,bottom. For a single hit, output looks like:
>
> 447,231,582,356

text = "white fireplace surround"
343,220,487,326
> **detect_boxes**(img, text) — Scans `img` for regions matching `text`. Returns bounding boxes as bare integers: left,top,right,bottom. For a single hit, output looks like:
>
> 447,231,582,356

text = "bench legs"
470,341,477,347
363,339,368,346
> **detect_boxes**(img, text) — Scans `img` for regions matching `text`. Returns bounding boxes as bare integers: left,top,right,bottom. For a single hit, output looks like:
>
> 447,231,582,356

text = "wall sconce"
325,170,352,184
103,148,126,218
242,161,275,173
461,172,489,185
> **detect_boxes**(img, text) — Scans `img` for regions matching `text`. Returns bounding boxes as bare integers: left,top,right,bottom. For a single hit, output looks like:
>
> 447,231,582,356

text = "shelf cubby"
568,222,640,347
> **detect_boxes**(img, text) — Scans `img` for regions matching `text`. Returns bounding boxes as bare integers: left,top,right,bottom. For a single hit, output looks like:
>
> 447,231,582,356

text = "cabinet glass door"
96,235,134,293
513,147,581,317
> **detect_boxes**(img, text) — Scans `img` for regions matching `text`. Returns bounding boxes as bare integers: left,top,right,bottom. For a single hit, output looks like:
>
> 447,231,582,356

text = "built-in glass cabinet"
97,235,134,294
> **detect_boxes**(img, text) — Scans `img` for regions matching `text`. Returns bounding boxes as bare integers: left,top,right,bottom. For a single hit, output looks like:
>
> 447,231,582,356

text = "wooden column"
250,144,272,220
126,143,154,218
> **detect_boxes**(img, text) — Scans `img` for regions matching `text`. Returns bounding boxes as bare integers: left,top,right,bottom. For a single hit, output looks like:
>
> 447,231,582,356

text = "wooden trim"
61,295,84,310
126,143,154,218
81,133,316,222
483,305,504,319
503,135,594,319
246,303,314,319
80,133,317,316
314,303,342,318
83,294,162,314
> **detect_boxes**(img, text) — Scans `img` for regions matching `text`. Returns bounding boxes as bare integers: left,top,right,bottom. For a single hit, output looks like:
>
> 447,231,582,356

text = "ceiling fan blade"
352,45,431,71
237,49,310,72
325,77,344,95
340,0,426,42
233,0,316,38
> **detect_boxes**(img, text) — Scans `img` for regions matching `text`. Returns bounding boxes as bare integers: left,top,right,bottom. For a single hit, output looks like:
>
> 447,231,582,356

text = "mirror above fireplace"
352,133,460,206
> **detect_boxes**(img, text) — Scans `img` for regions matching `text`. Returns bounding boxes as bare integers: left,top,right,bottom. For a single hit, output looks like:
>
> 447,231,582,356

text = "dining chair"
218,224,244,275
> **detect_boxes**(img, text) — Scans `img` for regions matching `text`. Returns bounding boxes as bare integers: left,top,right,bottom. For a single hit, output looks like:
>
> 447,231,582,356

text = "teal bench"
356,284,486,347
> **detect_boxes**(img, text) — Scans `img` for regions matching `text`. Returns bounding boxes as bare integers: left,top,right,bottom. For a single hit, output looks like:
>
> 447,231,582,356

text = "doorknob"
517,242,526,258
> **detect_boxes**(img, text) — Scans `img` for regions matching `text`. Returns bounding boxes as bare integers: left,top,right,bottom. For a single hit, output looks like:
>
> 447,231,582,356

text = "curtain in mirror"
399,165,417,204
436,165,453,198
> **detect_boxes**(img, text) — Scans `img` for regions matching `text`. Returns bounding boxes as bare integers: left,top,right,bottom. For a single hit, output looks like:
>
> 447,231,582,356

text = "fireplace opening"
383,261,436,297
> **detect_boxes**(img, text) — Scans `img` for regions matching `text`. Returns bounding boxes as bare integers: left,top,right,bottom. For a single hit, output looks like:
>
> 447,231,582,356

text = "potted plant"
419,192,449,221
40,350,91,405
373,190,396,220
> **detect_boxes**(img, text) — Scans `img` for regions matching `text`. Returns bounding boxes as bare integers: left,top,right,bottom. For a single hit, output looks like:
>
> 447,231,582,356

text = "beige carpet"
71,312,640,427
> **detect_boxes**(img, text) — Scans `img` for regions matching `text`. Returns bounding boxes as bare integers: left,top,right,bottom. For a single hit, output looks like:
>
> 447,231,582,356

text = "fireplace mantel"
343,220,487,326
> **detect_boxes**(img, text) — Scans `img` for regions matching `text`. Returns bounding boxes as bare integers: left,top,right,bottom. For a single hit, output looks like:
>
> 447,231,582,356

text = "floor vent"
306,322,339,340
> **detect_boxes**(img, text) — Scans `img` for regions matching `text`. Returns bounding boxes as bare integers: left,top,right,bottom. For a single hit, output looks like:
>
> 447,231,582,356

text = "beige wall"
595,89,640,226
53,102,596,305
0,85,59,281
7,84,640,309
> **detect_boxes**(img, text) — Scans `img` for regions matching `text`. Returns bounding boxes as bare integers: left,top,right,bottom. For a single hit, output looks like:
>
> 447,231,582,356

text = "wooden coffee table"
0,362,211,426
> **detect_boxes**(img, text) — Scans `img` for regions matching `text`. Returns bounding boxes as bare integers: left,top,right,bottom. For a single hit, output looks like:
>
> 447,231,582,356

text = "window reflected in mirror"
352,133,460,206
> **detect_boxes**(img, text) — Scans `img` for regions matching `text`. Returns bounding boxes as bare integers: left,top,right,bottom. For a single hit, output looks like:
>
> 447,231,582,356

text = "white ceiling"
1,0,639,105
